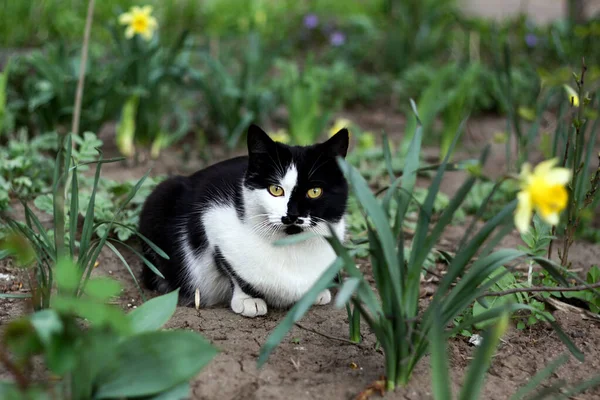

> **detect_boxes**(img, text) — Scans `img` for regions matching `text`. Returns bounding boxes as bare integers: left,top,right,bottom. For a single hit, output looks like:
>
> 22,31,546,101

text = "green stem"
560,59,587,267
350,308,361,343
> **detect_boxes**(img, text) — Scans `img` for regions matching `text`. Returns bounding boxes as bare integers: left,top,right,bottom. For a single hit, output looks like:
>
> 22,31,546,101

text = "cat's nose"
282,215,298,225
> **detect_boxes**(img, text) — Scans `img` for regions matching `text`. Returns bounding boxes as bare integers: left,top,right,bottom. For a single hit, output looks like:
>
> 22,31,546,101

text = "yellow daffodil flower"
563,84,579,107
515,158,572,234
329,118,352,138
119,6,158,41
269,129,290,144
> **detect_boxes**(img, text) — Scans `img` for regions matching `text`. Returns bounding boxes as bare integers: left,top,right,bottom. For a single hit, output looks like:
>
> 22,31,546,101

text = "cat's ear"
323,128,349,158
247,124,274,155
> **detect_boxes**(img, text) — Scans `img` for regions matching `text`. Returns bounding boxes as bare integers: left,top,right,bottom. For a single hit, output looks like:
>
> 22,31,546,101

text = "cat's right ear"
247,124,274,155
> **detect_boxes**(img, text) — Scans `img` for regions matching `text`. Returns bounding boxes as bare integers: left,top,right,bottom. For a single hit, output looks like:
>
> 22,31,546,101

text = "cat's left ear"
247,124,274,155
323,128,349,158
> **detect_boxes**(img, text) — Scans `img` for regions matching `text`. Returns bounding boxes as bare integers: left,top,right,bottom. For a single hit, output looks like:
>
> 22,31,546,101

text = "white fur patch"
179,162,346,309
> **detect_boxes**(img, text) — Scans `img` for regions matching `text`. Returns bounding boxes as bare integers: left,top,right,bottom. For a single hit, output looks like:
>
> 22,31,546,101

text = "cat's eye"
268,185,284,197
307,187,323,199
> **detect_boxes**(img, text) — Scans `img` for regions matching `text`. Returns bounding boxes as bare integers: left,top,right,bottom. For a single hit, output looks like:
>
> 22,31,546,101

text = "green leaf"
83,277,122,301
29,309,63,346
70,330,119,399
54,257,81,292
144,382,190,400
0,230,35,266
258,257,344,367
337,158,402,315
105,241,146,302
128,289,179,335
69,161,79,257
459,313,509,400
430,306,452,400
94,331,217,399
334,277,361,308
51,295,130,334
510,354,569,400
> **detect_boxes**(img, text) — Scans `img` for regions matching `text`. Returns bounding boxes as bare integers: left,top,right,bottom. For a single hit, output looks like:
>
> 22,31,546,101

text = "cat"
138,124,349,317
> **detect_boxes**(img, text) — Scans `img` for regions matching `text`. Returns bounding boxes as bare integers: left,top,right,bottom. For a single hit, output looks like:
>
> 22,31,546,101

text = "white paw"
231,296,268,318
314,289,331,306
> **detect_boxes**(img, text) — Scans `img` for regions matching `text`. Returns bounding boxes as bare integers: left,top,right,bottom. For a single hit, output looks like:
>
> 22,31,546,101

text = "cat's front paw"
231,296,268,318
314,289,331,306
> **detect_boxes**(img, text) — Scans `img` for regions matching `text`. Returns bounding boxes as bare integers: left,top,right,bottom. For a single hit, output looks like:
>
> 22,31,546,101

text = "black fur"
139,124,349,301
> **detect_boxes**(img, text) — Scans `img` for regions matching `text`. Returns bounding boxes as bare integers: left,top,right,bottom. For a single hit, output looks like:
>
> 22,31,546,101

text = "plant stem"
71,0,95,138
560,58,587,268
482,281,600,297
0,347,30,390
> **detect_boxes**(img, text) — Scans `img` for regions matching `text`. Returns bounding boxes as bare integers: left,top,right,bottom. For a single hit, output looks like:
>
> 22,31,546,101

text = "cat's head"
243,124,349,236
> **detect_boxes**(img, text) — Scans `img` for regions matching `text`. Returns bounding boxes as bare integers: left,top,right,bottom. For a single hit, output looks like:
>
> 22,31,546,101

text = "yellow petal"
532,158,559,176
519,162,532,183
131,6,142,14
125,26,135,39
564,84,580,107
540,211,560,226
141,5,153,15
118,12,132,24
141,29,153,41
148,16,158,29
515,191,532,234
545,167,572,185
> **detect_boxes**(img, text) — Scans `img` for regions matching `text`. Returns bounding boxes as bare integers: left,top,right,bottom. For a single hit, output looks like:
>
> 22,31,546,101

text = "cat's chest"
202,206,341,303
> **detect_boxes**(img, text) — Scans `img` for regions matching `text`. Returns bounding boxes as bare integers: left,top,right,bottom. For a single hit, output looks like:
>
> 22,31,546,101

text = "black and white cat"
139,124,349,317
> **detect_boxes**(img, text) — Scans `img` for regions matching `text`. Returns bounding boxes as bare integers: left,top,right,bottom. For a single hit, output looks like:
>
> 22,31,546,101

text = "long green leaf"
258,257,344,367
128,289,179,334
94,221,170,260
109,240,165,280
69,160,79,258
105,241,146,301
510,354,569,400
94,331,217,399
337,159,402,315
79,151,104,260
430,306,452,400
458,314,508,400
334,277,361,308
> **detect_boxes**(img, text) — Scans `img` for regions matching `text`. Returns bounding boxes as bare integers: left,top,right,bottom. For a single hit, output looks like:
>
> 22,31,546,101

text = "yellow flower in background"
254,10,267,27
357,131,375,150
270,129,290,144
329,118,352,137
514,158,571,234
563,84,579,107
119,6,158,41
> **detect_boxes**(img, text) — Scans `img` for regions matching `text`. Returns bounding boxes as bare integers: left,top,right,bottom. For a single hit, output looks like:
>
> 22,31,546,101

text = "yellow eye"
268,185,284,197
307,187,323,199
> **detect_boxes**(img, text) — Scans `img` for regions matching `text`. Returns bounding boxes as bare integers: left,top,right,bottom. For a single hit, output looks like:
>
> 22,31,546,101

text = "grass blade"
458,314,508,400
105,241,146,302
258,257,344,367
334,277,361,308
430,306,452,400
69,161,79,258
337,158,402,314
510,354,569,400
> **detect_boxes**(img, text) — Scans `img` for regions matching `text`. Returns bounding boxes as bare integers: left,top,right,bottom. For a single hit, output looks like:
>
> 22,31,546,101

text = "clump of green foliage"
0,254,217,399
1,133,164,309
258,120,582,391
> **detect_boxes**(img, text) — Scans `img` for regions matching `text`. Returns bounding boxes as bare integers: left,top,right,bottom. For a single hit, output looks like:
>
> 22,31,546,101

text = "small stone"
469,334,483,347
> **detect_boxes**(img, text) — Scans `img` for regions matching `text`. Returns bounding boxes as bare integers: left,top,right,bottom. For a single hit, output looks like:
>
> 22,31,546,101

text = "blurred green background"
1,0,599,155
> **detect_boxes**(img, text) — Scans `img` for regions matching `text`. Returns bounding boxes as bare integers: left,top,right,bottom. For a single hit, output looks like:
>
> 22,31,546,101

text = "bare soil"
1,108,600,399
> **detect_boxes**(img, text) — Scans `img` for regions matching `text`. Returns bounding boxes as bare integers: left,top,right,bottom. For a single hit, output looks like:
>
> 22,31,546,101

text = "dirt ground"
1,106,600,399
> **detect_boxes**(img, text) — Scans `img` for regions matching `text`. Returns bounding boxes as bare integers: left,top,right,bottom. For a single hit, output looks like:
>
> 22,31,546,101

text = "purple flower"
525,33,538,48
303,14,319,29
329,31,345,46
